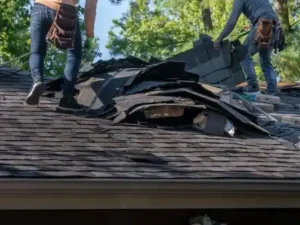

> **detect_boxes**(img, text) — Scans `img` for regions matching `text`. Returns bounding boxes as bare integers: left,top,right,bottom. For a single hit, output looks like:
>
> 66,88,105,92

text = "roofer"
25,0,98,112
214,0,282,95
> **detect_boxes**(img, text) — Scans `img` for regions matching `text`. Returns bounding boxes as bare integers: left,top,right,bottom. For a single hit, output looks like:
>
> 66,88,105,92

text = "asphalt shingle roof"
0,68,300,180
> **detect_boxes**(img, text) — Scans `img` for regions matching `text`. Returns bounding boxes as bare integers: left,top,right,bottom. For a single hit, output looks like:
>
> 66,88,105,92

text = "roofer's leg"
26,3,50,105
259,45,278,95
56,21,85,113
239,27,260,93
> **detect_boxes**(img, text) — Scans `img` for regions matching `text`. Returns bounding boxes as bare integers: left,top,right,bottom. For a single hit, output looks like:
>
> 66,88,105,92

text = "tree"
0,0,31,64
274,0,291,32
271,0,300,81
0,0,101,77
107,0,248,60
107,0,198,59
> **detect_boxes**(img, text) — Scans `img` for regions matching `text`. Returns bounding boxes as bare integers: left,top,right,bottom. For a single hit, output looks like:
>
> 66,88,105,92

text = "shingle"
0,69,299,180
210,157,230,162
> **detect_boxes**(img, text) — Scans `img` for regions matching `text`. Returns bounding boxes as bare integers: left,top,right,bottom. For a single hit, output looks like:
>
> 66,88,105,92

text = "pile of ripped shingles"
43,38,300,146
45,58,278,138
78,59,270,138
45,57,300,145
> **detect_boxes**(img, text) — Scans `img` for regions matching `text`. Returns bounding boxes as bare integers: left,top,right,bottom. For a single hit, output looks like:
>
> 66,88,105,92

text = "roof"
1,67,300,180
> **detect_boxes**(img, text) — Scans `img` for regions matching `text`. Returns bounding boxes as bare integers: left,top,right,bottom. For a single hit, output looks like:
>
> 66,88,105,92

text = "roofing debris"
2,67,300,179
169,34,247,87
44,34,300,149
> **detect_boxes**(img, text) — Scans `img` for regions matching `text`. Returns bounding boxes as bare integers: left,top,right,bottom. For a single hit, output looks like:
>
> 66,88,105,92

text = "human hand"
84,37,96,51
244,25,251,32
213,40,221,50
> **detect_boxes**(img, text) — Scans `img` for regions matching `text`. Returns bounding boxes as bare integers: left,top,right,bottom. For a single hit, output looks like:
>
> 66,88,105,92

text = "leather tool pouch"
46,4,77,50
254,18,274,49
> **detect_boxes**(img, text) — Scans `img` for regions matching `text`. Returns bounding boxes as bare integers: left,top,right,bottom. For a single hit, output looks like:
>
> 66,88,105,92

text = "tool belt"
254,18,275,49
46,4,77,50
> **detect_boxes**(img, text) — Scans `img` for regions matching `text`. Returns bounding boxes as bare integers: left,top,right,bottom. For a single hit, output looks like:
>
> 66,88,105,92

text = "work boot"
241,84,260,93
56,96,86,113
25,82,45,105
264,88,280,96
231,84,260,94
267,84,279,96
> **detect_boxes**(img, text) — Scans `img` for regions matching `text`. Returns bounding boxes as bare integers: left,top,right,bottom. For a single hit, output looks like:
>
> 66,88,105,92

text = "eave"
0,179,299,209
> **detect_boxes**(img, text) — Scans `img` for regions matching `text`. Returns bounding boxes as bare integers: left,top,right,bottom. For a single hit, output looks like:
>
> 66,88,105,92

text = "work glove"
84,37,96,51
213,39,222,50
243,24,251,32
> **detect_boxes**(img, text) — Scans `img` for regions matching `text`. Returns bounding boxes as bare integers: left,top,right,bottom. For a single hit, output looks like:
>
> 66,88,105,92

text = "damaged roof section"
2,40,300,180
43,34,300,148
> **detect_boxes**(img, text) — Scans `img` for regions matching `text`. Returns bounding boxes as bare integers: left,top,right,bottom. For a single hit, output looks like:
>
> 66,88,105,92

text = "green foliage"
107,0,300,82
106,0,248,60
0,0,101,77
0,0,31,67
272,30,300,82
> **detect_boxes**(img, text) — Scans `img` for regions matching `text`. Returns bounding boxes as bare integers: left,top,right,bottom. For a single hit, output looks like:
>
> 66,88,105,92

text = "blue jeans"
29,3,82,97
240,24,278,92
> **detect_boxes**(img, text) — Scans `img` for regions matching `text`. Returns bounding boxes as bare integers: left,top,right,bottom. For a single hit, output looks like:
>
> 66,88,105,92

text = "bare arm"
216,0,243,41
84,0,98,38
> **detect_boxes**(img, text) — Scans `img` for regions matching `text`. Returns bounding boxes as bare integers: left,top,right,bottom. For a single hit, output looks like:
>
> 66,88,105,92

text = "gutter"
1,179,300,192
0,179,300,209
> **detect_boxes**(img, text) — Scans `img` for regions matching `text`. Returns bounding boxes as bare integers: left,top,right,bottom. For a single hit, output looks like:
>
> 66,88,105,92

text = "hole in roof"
225,150,240,154
130,157,156,164
106,150,167,165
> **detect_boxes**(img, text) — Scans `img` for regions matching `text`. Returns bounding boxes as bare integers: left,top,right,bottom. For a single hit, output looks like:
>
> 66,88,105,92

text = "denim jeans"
240,24,278,92
29,3,82,97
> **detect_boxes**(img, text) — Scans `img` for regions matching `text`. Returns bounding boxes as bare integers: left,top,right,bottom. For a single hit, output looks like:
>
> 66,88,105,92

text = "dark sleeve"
216,0,243,41
274,14,281,29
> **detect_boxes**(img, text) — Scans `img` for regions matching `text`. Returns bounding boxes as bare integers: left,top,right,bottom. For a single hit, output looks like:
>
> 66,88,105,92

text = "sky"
79,0,129,59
